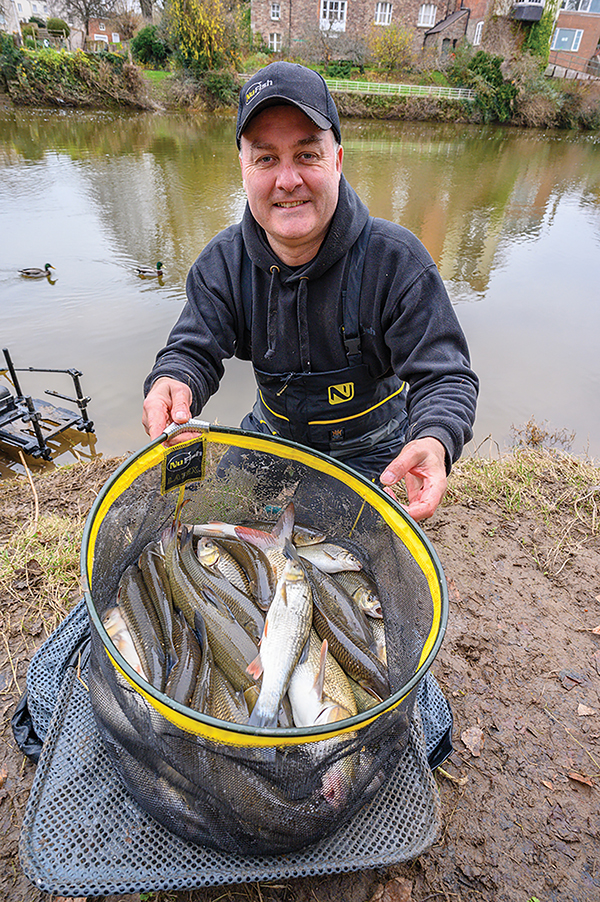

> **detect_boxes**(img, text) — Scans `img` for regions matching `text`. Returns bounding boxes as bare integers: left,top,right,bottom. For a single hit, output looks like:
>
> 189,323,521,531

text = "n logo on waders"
328,382,355,405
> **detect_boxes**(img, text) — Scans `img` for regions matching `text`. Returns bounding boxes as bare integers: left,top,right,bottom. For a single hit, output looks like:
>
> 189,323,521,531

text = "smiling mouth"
274,200,307,208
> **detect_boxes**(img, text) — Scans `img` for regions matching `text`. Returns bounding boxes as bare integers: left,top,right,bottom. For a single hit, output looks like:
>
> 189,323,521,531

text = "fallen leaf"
461,725,484,757
367,877,413,902
541,779,554,791
591,625,600,635
0,768,7,789
578,703,596,716
568,772,594,787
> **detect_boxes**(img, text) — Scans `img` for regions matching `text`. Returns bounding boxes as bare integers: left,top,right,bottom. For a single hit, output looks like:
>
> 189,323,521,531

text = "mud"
1,455,599,902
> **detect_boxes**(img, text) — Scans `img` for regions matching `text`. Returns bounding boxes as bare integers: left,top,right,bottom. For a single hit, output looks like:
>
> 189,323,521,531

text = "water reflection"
1,109,599,464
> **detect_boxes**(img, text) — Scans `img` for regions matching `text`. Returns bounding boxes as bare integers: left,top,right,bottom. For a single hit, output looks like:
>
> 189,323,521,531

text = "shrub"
131,25,171,68
450,49,517,122
47,18,70,37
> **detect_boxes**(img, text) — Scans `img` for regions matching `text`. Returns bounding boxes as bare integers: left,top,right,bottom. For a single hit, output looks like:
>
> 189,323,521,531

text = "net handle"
162,418,211,440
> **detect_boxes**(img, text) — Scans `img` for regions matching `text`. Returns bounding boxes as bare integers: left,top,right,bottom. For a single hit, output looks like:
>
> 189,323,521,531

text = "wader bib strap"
242,218,407,454
340,217,373,367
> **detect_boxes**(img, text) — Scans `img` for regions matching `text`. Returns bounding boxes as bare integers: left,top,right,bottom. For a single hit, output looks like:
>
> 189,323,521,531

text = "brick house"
547,0,600,76
86,17,121,49
250,0,496,59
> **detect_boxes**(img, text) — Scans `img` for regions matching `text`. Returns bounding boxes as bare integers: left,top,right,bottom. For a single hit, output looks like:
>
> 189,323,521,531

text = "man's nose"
275,161,303,192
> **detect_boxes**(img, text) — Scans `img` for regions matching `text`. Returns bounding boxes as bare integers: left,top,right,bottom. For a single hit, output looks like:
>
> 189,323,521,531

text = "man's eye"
256,155,273,164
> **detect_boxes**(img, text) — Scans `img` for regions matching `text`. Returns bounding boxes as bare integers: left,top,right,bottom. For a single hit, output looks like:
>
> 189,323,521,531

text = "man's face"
239,104,343,265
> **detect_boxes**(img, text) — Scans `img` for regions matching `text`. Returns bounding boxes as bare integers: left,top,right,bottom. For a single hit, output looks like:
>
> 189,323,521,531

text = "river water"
1,107,600,472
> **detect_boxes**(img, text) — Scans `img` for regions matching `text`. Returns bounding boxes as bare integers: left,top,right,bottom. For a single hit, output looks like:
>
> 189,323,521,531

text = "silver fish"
297,543,363,574
247,544,312,728
102,606,147,679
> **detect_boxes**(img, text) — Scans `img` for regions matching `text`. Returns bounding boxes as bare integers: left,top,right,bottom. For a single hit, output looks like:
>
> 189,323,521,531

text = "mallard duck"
136,262,164,277
19,263,55,278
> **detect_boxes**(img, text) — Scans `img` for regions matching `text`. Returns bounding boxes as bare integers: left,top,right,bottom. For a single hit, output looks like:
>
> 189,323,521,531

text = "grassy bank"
2,36,600,129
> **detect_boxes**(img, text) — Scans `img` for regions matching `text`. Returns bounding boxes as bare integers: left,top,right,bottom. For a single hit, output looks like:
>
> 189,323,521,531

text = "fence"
546,51,600,79
324,77,475,100
238,75,475,102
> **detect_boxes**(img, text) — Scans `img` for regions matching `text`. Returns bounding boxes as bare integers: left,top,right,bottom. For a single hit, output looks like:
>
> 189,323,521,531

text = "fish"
196,536,253,596
301,559,376,654
163,609,203,706
332,569,383,618
193,515,325,548
207,666,250,724
371,617,387,666
180,527,264,642
215,536,276,612
137,541,180,674
288,632,356,728
162,525,259,692
297,542,363,573
117,562,167,689
187,609,215,713
235,500,296,583
247,544,313,728
310,583,390,702
102,606,147,679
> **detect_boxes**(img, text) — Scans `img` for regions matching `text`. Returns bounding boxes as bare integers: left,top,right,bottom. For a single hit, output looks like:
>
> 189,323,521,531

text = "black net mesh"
84,429,445,856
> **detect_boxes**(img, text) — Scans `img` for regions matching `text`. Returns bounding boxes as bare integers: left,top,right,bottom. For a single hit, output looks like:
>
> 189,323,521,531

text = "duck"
19,263,55,278
136,262,164,277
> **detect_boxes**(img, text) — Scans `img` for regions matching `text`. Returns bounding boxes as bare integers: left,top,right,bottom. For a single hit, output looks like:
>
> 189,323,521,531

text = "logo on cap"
245,79,274,105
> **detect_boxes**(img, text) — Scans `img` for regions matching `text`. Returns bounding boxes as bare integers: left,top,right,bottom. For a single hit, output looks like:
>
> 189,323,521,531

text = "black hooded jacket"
144,175,478,467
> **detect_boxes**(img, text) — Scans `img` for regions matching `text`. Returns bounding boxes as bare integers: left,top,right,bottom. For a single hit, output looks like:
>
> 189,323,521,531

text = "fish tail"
248,706,278,729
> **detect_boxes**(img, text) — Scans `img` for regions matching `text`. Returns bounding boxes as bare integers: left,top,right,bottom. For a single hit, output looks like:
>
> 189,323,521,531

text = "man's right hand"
142,377,194,440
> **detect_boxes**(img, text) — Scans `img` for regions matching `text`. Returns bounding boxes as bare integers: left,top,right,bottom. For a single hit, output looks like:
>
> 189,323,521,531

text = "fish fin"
271,500,295,541
248,706,278,729
313,639,328,700
297,634,311,666
200,583,234,619
282,537,300,562
246,652,263,680
235,525,279,551
193,610,208,653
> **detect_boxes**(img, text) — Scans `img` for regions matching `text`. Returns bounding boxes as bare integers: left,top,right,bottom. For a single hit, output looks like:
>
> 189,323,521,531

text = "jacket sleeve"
143,231,244,415
374,226,479,468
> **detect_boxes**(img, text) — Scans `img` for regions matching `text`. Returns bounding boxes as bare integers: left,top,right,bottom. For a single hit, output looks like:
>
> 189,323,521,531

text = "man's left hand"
379,437,447,522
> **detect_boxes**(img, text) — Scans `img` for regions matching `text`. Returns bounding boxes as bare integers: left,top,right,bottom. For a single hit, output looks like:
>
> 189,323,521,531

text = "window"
551,27,584,51
94,34,109,42
417,4,436,27
268,32,282,50
473,20,483,44
112,32,120,42
375,2,393,24
321,0,347,31
17,3,23,11
271,2,281,19
99,22,106,30
562,0,600,10
32,3,37,10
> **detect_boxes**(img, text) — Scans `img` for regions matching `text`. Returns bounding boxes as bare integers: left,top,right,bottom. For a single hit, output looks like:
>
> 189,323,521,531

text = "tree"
131,23,171,65
368,23,416,73
139,0,153,21
56,0,117,38
164,0,238,71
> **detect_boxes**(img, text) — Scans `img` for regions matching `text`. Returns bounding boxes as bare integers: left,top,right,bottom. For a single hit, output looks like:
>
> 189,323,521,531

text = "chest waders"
243,218,408,461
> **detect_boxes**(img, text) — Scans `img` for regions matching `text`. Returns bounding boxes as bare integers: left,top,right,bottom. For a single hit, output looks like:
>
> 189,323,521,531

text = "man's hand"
379,437,448,522
142,377,193,440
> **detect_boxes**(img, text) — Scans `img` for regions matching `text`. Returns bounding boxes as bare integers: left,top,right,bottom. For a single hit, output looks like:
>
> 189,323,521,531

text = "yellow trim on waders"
258,384,406,427
89,428,442,745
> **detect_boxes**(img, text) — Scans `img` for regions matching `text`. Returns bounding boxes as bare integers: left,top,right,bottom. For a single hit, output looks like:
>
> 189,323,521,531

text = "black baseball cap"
236,62,342,148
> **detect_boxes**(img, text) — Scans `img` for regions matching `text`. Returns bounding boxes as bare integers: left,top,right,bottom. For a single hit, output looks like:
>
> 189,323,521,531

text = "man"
143,62,478,522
